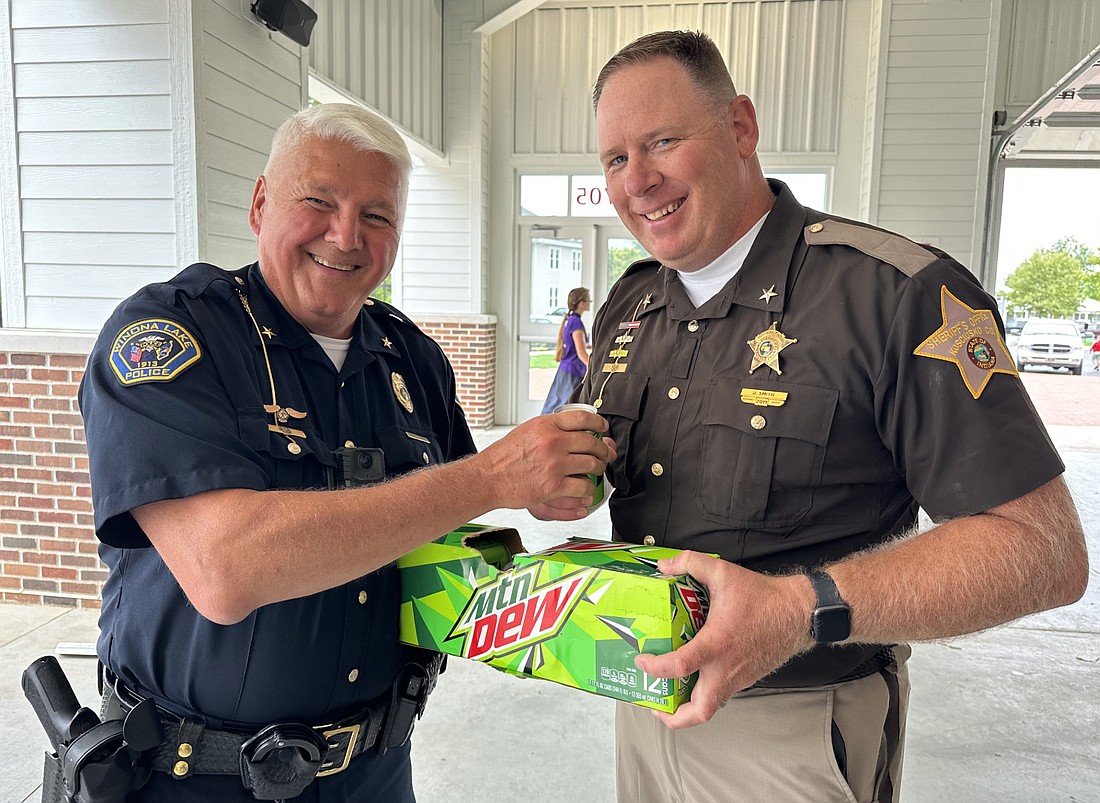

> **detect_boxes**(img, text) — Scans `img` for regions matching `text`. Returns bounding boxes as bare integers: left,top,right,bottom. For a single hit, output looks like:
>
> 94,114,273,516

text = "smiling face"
249,135,404,338
596,57,774,273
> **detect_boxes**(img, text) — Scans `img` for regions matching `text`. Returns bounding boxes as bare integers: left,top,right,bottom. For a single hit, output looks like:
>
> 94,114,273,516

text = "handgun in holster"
22,656,163,803
378,649,446,755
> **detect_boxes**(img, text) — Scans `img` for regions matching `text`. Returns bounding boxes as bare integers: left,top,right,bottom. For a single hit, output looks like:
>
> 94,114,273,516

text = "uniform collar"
240,263,404,368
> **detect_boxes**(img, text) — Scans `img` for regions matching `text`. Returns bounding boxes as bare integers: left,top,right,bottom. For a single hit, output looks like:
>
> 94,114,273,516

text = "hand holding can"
554,403,607,512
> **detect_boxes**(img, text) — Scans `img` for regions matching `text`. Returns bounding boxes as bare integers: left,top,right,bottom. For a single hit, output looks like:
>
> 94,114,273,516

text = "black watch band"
808,569,851,644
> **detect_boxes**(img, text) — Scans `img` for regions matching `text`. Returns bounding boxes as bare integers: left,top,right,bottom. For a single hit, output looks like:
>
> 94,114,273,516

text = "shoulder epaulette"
362,296,416,327
804,220,937,277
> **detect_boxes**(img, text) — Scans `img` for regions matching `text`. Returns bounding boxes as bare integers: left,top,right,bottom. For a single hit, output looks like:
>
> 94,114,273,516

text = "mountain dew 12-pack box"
397,525,709,712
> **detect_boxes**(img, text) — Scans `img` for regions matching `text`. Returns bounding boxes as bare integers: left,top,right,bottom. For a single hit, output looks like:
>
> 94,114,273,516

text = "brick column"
416,315,497,430
0,350,101,609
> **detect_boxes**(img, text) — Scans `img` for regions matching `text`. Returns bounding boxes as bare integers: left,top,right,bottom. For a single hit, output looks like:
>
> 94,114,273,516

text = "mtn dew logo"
450,564,596,661
676,581,708,632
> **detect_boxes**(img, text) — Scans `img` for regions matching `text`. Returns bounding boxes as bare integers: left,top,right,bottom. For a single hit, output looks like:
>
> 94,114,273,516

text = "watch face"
812,604,851,643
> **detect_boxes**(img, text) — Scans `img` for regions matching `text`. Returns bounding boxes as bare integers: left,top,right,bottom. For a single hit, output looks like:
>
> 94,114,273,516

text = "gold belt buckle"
317,723,360,777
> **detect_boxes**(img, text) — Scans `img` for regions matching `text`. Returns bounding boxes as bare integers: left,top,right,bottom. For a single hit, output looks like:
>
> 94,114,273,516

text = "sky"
996,167,1099,292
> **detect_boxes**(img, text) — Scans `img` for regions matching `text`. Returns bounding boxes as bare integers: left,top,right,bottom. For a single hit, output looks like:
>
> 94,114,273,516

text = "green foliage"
608,242,649,284
370,275,392,304
1003,240,1095,318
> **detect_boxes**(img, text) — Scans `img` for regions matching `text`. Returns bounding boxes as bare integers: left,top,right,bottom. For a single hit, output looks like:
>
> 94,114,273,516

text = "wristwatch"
808,569,851,644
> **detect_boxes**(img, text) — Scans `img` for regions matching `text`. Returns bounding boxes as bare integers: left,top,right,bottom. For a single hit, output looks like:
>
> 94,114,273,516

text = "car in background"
1015,318,1084,375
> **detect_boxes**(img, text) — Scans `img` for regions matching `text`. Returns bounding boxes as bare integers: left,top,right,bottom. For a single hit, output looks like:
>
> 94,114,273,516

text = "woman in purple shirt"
541,287,591,413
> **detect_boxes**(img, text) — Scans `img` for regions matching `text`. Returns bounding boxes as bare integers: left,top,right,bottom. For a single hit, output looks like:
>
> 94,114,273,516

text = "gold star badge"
261,326,275,339
747,323,797,375
759,285,777,304
382,337,393,349
913,286,1017,399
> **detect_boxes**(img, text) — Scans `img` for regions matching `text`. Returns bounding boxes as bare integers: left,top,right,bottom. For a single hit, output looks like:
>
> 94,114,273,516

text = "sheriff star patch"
109,319,202,386
913,286,1017,399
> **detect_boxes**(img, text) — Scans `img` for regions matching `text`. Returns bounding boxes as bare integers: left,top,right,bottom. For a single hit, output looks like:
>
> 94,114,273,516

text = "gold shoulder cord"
593,278,658,408
236,290,309,454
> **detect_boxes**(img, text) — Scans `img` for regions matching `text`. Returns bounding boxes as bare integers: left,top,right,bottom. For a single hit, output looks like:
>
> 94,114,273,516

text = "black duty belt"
104,677,384,779
100,652,444,797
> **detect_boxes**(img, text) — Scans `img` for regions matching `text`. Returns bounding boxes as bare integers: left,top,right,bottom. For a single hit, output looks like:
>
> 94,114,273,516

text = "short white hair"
266,102,412,200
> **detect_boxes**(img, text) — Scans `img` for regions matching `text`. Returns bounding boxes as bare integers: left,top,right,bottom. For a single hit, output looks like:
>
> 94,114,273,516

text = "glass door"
516,224,647,421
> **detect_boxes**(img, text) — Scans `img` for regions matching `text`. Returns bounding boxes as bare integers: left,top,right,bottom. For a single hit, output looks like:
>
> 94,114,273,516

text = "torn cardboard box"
398,524,709,712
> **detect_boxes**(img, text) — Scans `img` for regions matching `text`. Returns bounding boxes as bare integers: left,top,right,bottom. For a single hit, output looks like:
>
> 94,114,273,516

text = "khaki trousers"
615,646,911,803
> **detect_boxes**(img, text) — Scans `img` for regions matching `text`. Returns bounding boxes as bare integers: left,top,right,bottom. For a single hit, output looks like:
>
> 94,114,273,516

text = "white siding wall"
197,0,305,269
309,0,444,152
869,0,997,270
396,3,485,316
0,0,306,333
9,0,176,330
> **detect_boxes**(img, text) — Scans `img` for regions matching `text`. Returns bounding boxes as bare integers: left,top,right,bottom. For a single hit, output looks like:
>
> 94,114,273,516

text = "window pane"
520,175,569,216
764,172,828,210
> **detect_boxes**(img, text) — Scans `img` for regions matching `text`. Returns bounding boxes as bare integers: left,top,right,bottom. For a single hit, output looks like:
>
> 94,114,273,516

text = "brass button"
364,299,374,305
287,442,302,455
358,590,368,604
668,387,680,400
809,222,824,233
348,668,359,683
173,760,189,777
234,276,245,285
687,320,700,333
642,535,656,546
177,743,193,758
650,463,664,477
340,381,346,388
594,398,603,409
344,440,355,448
751,415,766,430
422,452,430,464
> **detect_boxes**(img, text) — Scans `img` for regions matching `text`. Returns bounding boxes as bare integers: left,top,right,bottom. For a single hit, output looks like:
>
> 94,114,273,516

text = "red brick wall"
0,318,497,606
420,319,497,430
0,352,102,609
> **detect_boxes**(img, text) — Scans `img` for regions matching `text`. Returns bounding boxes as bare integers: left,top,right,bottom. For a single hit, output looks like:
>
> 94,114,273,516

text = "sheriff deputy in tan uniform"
581,30,1088,803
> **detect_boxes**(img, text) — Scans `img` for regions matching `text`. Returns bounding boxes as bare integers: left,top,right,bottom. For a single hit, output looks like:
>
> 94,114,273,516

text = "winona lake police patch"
109,319,202,386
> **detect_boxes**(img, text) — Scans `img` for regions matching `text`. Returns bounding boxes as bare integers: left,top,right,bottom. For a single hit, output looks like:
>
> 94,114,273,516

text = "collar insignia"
759,285,778,304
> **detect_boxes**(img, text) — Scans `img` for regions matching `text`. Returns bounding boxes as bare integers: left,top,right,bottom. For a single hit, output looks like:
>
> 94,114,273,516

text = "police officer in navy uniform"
583,31,1088,803
78,103,614,801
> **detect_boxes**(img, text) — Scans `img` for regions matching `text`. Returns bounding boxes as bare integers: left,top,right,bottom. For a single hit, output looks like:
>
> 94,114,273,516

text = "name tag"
740,388,788,407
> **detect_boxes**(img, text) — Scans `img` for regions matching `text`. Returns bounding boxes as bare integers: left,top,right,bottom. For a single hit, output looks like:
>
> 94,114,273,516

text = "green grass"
530,353,557,370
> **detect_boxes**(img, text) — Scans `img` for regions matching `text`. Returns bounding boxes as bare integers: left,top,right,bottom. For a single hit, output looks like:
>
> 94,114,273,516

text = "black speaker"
251,0,317,47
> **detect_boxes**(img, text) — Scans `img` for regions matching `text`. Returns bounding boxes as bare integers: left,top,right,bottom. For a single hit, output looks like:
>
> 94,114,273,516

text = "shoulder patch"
913,285,1017,399
805,219,937,277
109,319,202,386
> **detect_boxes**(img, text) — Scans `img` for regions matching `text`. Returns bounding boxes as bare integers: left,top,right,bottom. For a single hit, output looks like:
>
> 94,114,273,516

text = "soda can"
553,403,607,512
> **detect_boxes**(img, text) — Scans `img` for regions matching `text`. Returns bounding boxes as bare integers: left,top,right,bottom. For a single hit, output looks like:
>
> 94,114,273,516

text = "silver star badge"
760,285,777,304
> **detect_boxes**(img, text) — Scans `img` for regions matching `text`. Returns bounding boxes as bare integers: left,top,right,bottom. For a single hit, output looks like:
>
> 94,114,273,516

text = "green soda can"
554,402,607,512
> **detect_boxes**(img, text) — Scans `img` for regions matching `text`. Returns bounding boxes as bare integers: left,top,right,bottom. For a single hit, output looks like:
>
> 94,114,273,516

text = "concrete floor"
2,372,1098,802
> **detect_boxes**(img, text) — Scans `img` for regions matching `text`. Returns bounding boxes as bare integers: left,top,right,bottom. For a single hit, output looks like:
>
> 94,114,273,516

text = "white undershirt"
311,332,353,371
676,212,770,308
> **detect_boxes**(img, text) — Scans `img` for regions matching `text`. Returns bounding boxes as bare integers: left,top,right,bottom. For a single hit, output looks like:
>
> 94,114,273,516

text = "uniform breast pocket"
237,406,332,489
697,378,837,529
593,373,647,496
376,425,444,476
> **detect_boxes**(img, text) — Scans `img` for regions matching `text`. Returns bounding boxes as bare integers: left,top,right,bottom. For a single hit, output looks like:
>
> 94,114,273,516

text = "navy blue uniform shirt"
79,262,475,728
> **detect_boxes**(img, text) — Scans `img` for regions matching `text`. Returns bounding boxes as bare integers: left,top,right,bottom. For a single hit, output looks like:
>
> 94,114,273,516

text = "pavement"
2,370,1098,802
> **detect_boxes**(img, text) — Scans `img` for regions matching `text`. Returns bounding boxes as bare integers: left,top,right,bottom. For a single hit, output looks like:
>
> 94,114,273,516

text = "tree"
608,242,649,284
1003,244,1089,319
1051,237,1100,302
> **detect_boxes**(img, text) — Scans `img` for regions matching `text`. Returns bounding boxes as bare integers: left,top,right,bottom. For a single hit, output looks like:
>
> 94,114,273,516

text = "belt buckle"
317,723,360,777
